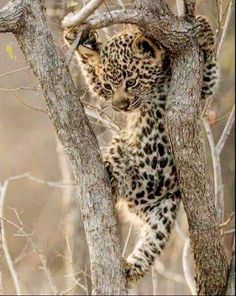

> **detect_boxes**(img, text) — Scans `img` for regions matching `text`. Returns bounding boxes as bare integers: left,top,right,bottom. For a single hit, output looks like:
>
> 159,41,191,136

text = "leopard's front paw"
194,15,215,51
104,161,118,194
122,258,144,289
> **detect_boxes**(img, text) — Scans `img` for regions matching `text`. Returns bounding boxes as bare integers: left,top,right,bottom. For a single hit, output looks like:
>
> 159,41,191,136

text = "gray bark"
0,0,230,295
62,0,229,295
226,250,235,295
0,0,127,295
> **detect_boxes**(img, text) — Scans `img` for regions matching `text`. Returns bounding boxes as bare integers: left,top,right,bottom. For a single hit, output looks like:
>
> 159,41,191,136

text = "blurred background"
0,0,234,295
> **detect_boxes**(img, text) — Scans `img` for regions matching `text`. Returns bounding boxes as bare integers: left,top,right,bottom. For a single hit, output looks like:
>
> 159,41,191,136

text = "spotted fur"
64,17,217,288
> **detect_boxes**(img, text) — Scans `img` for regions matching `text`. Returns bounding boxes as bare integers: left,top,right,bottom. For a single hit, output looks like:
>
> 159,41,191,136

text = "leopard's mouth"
127,98,141,111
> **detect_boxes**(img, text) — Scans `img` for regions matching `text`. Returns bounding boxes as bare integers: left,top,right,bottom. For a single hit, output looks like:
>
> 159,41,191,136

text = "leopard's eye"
104,83,113,91
126,79,136,88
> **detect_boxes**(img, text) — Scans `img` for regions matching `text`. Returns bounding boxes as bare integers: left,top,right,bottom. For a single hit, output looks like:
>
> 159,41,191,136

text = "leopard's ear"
132,34,162,59
78,30,100,66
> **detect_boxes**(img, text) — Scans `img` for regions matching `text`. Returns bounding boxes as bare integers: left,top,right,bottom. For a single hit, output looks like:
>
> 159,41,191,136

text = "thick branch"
0,0,23,32
0,0,127,294
1,0,230,295
62,7,193,52
62,9,142,29
164,34,228,296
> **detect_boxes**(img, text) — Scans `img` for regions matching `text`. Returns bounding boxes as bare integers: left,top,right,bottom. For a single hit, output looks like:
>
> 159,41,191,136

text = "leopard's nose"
112,98,130,111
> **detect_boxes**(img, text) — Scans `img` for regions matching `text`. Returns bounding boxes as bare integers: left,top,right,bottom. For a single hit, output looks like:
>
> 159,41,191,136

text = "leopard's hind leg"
123,191,181,288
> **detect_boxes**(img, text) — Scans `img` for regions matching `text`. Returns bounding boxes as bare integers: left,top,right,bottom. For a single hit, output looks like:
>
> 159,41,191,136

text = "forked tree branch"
0,0,230,295
61,0,229,294
0,0,127,295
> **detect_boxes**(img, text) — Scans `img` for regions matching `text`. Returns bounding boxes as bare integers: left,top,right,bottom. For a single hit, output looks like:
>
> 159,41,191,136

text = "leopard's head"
65,27,167,112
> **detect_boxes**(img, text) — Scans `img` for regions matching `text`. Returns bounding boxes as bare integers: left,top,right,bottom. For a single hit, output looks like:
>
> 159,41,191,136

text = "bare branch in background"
65,33,82,66
225,237,235,295
2,211,59,295
175,0,183,16
217,0,233,56
175,223,196,295
182,239,196,295
122,224,133,257
155,261,186,285
1,172,76,188
203,119,224,222
62,0,105,27
0,0,232,294
56,138,76,292
0,66,30,78
216,105,235,154
203,105,235,223
151,266,158,295
0,181,22,295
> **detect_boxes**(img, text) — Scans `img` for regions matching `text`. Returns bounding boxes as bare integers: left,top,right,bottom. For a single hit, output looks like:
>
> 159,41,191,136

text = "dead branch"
62,0,105,27
0,181,22,295
203,119,224,222
216,105,235,154
225,239,235,295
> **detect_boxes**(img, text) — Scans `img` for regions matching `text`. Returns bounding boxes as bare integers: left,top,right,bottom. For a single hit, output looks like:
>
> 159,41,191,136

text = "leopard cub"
64,16,217,288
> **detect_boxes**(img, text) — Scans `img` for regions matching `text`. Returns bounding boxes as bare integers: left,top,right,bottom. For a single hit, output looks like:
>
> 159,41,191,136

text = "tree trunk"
61,0,229,294
0,0,230,295
0,0,127,294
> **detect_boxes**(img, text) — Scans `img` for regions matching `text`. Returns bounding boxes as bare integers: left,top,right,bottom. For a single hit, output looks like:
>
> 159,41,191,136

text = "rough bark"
0,0,230,295
165,47,228,295
0,0,127,295
226,250,235,295
61,0,229,295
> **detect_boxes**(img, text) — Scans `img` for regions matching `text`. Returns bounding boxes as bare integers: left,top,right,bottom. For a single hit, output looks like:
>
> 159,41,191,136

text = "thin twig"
155,261,186,285
217,0,233,56
65,33,81,67
83,102,121,132
203,119,224,222
7,88,47,113
182,239,196,295
151,266,158,295
0,86,37,92
226,237,235,295
4,172,76,188
224,229,235,235
122,224,133,257
0,66,30,78
38,254,58,295
0,181,22,295
2,212,58,295
175,223,196,294
60,280,78,295
216,105,235,154
175,0,183,16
